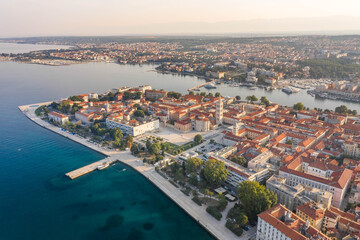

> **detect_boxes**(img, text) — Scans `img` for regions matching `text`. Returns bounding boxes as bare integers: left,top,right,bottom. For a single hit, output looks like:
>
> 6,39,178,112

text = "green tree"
335,105,348,114
235,95,241,101
246,95,257,103
185,157,203,174
134,109,145,118
194,134,203,144
237,181,277,222
230,156,247,167
125,135,133,148
250,95,258,103
260,96,271,107
130,144,139,154
69,96,84,102
203,159,228,187
110,128,123,141
189,91,194,95
293,102,305,111
71,103,83,114
227,206,248,226
285,139,293,145
189,172,198,186
149,142,161,155
208,93,214,97
167,91,182,99
215,92,221,97
146,139,152,151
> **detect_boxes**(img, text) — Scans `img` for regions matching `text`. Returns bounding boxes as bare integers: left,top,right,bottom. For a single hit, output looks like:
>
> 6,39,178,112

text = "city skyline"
1,0,360,37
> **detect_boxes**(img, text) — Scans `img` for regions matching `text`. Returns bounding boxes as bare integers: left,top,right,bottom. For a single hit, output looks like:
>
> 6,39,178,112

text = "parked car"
242,225,250,231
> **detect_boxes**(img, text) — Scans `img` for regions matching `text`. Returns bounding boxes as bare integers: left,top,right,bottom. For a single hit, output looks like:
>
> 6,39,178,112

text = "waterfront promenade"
18,102,243,240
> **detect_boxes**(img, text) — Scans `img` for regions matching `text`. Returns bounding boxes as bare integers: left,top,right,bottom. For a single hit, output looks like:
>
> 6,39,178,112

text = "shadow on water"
143,222,154,231
98,214,124,232
45,174,78,191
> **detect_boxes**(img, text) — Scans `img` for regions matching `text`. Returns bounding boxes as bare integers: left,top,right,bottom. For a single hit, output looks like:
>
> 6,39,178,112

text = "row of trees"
188,91,222,98
49,101,83,114
69,95,84,102
335,105,358,115
293,102,358,116
123,91,142,100
167,91,182,99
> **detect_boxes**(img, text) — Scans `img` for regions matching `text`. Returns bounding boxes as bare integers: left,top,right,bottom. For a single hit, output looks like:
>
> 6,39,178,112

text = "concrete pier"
66,157,118,179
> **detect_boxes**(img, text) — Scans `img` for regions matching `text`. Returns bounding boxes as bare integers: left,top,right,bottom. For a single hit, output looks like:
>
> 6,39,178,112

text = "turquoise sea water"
0,61,214,240
1,57,359,240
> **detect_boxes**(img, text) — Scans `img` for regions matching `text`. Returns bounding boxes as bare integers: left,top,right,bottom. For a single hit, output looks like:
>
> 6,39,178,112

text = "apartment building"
256,204,329,240
279,157,353,208
48,111,69,125
106,118,159,137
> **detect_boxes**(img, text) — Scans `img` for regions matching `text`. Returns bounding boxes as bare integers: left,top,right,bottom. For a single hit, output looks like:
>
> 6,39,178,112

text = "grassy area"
164,141,197,155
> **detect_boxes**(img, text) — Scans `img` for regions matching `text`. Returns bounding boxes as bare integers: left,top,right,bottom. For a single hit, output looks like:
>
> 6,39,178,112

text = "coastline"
18,102,241,240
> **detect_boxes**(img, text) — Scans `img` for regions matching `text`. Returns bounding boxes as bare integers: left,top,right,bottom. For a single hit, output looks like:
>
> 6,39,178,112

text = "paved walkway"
19,102,247,240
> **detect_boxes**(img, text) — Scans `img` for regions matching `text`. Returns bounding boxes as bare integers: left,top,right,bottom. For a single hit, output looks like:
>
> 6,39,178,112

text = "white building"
48,111,69,125
88,93,98,99
343,139,360,158
195,116,211,132
106,118,159,137
279,158,353,208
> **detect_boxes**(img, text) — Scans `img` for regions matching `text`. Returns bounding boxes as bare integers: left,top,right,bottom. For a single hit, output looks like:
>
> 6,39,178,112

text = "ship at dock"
203,83,217,89
282,86,300,94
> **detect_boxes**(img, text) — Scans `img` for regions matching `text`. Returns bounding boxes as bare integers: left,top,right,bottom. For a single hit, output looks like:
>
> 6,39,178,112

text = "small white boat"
97,162,110,170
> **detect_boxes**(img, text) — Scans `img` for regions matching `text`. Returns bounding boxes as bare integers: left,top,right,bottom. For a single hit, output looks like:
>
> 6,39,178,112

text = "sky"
1,0,360,37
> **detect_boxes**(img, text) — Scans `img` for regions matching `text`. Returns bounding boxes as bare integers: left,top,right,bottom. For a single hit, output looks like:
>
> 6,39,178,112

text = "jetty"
65,157,117,179
188,80,216,91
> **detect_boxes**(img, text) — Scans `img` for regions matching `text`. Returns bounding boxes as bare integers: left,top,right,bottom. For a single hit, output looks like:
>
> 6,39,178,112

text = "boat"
97,162,110,170
282,86,300,94
204,83,217,89
328,95,338,100
249,86,257,90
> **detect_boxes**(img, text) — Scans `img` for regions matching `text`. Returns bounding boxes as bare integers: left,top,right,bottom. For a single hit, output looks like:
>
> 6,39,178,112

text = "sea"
0,42,359,240
0,43,215,240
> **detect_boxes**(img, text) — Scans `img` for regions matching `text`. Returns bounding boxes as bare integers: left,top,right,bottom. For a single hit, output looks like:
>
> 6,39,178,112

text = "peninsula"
19,85,360,240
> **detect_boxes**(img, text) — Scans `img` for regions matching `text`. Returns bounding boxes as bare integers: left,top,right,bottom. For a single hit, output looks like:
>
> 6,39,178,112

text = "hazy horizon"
1,0,360,38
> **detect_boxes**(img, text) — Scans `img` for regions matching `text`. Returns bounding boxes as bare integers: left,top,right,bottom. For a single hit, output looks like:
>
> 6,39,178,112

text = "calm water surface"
0,42,73,54
0,61,214,240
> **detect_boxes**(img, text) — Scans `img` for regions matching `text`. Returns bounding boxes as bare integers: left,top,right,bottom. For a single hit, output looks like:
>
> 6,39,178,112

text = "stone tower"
216,96,223,125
